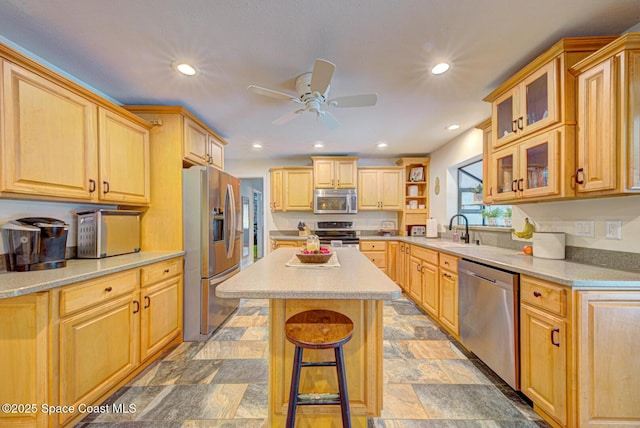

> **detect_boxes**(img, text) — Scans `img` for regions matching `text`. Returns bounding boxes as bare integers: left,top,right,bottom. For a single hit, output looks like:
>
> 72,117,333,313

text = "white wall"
428,126,640,253
428,127,484,231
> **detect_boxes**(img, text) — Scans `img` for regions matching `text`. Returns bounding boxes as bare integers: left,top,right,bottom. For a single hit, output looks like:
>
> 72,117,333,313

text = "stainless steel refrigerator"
183,165,242,341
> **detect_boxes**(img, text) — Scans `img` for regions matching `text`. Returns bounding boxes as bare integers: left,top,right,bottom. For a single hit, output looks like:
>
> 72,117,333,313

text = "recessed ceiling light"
446,124,460,131
431,62,450,75
252,143,263,149
172,62,197,76
377,142,388,149
313,142,324,148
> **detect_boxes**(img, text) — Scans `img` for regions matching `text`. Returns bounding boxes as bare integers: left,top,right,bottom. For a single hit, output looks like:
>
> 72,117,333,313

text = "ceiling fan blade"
248,85,300,102
310,59,335,94
318,110,340,130
272,109,304,125
328,93,378,108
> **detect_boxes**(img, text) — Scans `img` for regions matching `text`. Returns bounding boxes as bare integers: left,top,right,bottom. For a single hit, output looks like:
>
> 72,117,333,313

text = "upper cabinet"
492,61,559,148
358,167,404,211
476,119,494,204
396,157,430,236
311,156,358,189
570,33,640,196
269,167,313,212
483,36,617,204
126,106,226,170
0,54,151,205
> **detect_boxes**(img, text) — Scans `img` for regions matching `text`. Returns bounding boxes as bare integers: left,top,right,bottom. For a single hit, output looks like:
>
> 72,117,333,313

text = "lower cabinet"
438,253,459,336
59,293,140,426
520,276,569,427
0,293,49,428
576,290,640,427
360,241,388,274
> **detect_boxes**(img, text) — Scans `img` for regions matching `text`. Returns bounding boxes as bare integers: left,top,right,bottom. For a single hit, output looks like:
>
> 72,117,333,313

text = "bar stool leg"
334,345,351,428
286,345,304,428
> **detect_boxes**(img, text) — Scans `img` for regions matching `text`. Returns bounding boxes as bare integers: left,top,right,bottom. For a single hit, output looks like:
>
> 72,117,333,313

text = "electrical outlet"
605,220,622,240
574,221,595,238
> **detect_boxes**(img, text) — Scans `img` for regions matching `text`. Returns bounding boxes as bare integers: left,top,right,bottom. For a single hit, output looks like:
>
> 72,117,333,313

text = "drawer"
410,245,438,265
439,253,459,272
360,241,387,252
362,252,386,268
141,258,183,287
60,269,139,316
521,276,567,317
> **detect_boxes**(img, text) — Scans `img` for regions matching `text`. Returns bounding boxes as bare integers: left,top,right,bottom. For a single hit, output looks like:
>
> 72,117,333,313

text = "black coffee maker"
2,217,69,271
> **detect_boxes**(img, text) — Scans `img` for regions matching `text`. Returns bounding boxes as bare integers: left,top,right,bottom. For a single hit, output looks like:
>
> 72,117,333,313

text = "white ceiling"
0,1,638,161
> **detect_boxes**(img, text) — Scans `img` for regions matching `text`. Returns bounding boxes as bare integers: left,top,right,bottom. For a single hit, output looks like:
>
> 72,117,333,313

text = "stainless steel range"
315,221,359,247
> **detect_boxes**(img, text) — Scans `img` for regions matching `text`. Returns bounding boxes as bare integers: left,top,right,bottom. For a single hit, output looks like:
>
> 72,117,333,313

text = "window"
457,160,511,227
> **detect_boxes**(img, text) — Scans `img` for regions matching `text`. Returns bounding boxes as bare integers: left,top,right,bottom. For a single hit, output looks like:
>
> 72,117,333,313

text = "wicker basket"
295,252,332,264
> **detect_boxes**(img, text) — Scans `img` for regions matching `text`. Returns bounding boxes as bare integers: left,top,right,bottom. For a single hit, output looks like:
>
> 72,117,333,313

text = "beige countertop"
216,247,402,300
0,251,185,299
270,232,640,288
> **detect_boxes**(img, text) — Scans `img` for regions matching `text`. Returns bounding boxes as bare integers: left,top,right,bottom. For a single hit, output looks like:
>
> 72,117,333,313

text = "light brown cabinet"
0,293,49,428
269,167,313,212
520,276,569,427
1,51,151,205
311,156,358,189
438,253,459,336
358,167,404,211
571,33,640,196
483,36,616,204
139,259,183,361
576,290,640,427
360,241,387,274
183,116,224,169
490,126,574,202
408,246,438,316
270,239,305,252
396,158,430,235
476,119,495,204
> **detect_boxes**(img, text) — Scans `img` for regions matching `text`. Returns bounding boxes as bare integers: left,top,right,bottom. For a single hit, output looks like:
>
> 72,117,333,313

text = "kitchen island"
216,247,401,428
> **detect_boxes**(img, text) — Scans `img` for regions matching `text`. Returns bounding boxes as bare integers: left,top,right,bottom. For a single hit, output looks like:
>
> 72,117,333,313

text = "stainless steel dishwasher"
458,259,520,390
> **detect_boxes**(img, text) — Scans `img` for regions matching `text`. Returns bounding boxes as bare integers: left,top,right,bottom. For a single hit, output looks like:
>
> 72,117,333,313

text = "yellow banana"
513,218,535,239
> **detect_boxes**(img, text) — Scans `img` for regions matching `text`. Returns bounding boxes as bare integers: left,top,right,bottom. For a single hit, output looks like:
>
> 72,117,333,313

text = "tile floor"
76,296,550,427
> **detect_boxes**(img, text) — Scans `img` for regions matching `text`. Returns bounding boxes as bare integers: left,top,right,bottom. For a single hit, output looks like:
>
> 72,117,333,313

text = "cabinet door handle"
89,179,96,193
337,179,340,187
103,181,110,194
489,186,492,196
518,178,524,191
416,264,421,272
575,168,585,185
144,296,151,309
133,300,140,314
512,119,518,133
533,291,542,297
104,286,113,292
443,272,452,278
517,116,524,130
551,327,560,347
164,268,170,274
512,180,517,192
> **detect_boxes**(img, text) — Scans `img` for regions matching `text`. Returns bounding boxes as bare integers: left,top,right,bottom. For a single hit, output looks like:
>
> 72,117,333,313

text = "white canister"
408,185,419,196
532,232,565,259
409,200,418,209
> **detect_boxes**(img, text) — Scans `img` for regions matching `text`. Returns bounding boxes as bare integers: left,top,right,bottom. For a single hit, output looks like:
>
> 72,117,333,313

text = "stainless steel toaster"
77,210,141,258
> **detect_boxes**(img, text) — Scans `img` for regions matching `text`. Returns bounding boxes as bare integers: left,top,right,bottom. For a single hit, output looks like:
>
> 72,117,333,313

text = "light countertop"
270,232,640,288
0,251,184,299
216,247,402,300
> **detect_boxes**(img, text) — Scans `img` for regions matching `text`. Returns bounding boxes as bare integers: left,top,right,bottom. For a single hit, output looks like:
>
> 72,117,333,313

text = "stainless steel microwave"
314,189,357,214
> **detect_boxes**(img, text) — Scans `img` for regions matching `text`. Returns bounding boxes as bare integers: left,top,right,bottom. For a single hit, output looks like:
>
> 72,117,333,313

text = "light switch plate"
574,221,595,238
605,220,622,240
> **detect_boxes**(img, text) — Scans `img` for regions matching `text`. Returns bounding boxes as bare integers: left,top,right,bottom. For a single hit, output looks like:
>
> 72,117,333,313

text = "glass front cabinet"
493,61,559,149
491,128,562,202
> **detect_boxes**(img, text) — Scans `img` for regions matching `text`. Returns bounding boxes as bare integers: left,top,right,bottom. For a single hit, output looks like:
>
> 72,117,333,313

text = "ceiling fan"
247,58,378,129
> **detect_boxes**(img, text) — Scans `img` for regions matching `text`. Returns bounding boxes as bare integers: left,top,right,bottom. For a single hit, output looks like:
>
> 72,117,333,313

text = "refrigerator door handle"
227,183,236,258
224,183,235,259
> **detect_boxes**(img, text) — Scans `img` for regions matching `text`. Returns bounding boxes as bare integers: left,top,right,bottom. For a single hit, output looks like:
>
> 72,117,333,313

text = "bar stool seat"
284,309,354,428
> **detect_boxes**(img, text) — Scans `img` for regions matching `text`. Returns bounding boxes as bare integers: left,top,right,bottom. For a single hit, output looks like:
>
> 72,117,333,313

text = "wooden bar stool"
284,309,354,428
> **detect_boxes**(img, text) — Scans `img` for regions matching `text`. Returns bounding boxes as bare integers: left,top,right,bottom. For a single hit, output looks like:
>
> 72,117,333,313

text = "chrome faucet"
449,214,470,244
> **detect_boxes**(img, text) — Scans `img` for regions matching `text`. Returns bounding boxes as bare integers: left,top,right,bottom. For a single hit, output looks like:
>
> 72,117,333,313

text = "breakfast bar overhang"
217,247,401,427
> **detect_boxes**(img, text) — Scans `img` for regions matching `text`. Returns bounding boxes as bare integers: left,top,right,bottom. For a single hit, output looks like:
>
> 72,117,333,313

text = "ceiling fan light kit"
248,58,378,129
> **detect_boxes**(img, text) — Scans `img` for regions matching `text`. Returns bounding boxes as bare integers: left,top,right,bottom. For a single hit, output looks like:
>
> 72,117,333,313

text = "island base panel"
269,299,384,427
